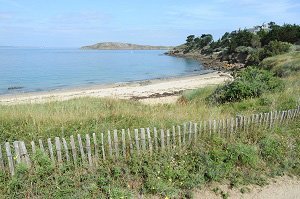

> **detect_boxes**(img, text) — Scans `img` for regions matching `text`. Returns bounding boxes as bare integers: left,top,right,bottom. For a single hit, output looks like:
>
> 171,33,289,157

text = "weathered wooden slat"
101,133,106,160
20,141,31,167
62,138,70,162
140,128,146,151
39,139,45,153
177,125,181,147
147,128,153,155
0,144,4,170
153,127,158,151
160,129,165,150
13,141,21,164
47,138,55,163
172,126,176,146
31,141,36,154
188,122,192,143
203,121,207,134
5,142,14,176
55,137,62,164
86,134,92,167
230,118,234,136
121,129,126,158
166,129,170,148
127,129,133,155
235,117,239,133
213,120,217,135
194,123,198,141
113,130,119,158
107,131,113,158
209,120,212,136
70,135,77,164
92,133,98,164
134,129,140,155
77,134,86,162
218,120,221,135
183,123,186,144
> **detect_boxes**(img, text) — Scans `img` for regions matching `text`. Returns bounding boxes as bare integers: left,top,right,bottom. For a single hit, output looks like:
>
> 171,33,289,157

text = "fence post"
47,138,55,163
177,125,181,148
113,130,119,158
134,129,140,155
5,142,14,176
55,137,62,164
107,131,113,158
140,128,146,151
172,126,176,146
166,129,170,149
183,123,187,144
209,120,212,136
86,134,93,167
160,129,165,151
20,141,31,167
194,123,198,142
31,141,36,154
153,127,158,152
77,134,86,163
13,141,21,164
147,128,153,155
0,144,4,170
188,122,192,143
101,133,106,160
92,133,99,164
127,129,133,155
70,135,77,164
121,129,126,158
39,139,45,153
213,120,217,135
62,138,70,162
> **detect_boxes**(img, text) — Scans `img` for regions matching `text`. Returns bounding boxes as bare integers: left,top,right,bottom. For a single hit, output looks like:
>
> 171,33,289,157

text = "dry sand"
0,71,232,105
194,176,300,199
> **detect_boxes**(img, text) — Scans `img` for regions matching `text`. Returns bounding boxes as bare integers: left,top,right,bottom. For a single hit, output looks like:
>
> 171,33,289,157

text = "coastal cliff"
81,42,173,50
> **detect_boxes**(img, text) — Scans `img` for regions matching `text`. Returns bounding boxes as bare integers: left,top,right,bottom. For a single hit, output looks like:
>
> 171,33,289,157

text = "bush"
207,67,284,104
260,40,291,60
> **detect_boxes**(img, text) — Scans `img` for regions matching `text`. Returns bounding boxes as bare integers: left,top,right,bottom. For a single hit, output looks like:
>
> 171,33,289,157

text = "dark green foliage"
228,30,254,53
261,24,300,45
260,40,291,60
208,67,284,104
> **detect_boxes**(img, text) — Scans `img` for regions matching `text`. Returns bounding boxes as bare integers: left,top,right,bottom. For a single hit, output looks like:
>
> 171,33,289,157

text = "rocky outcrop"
81,42,173,50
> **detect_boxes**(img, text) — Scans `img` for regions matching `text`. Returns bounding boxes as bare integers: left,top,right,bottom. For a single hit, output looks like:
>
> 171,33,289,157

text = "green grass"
261,51,300,77
0,120,299,198
0,64,299,198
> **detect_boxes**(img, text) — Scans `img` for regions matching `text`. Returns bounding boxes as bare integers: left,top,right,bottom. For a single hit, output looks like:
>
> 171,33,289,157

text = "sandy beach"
0,71,232,105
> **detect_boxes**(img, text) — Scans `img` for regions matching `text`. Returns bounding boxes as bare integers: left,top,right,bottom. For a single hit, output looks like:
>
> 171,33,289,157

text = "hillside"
167,22,300,70
81,42,173,50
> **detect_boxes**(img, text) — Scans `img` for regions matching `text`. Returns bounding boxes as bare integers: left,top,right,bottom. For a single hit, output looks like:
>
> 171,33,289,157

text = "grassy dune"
0,71,299,143
0,53,299,198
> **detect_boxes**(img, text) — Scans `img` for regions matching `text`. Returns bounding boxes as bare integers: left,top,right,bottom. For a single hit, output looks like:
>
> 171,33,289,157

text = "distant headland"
80,42,173,50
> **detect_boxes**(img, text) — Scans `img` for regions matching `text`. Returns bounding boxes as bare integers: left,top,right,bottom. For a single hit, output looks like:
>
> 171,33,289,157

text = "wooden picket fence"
0,106,299,176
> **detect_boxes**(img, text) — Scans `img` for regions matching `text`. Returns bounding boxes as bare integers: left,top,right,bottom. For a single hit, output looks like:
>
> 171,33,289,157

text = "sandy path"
194,176,300,199
0,72,232,105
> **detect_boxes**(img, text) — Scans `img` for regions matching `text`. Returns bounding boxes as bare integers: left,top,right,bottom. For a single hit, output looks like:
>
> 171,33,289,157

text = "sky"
0,0,299,47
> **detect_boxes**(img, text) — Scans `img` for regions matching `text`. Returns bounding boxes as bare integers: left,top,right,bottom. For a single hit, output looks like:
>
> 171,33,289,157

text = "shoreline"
0,71,232,105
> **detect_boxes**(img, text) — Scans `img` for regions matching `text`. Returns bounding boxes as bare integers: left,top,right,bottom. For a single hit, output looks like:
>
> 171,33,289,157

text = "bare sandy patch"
0,72,232,105
193,176,300,199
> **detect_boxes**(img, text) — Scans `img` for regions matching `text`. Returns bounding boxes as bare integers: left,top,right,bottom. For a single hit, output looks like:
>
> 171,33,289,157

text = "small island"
81,42,173,50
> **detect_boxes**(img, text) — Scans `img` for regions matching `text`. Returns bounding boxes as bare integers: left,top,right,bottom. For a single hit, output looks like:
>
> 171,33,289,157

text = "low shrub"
207,67,284,104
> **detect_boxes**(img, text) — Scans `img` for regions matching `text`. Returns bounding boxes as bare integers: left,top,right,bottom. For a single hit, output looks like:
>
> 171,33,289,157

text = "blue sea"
0,48,211,95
